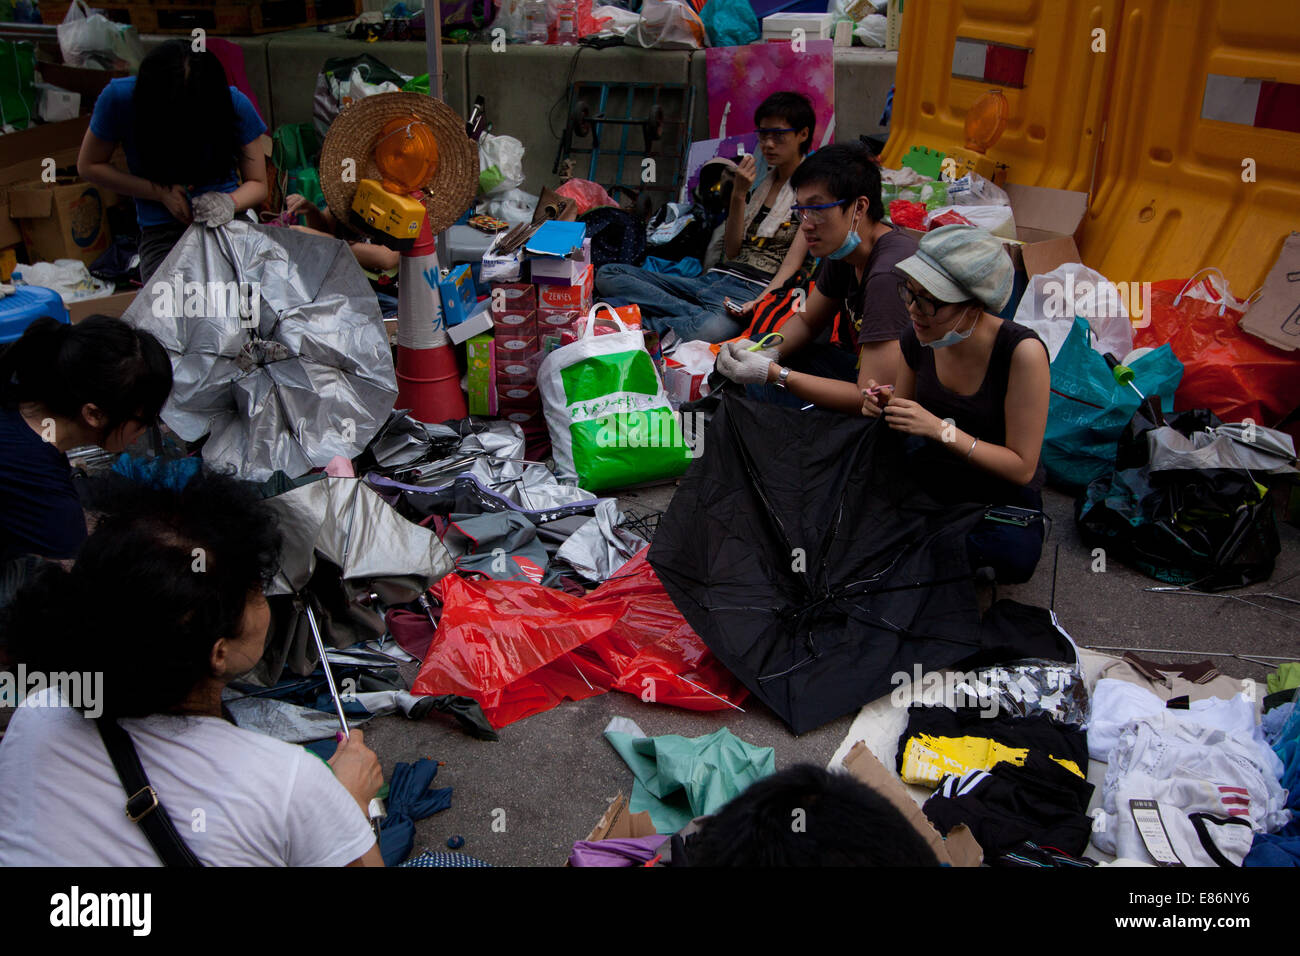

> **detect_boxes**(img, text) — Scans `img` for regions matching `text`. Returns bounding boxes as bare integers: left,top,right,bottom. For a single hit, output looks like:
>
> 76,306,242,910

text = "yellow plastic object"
373,116,440,194
1080,0,1300,293
350,179,426,241
964,88,1008,152
880,0,1121,191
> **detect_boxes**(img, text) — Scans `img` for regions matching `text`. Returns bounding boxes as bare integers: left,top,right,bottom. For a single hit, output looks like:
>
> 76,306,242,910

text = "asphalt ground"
364,480,1300,867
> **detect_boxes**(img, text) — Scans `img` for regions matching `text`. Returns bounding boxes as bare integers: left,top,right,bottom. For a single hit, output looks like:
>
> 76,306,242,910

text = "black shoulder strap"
95,718,203,867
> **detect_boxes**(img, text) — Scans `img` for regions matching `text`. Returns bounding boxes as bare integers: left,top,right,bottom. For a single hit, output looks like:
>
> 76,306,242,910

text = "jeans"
595,263,762,343
745,343,860,408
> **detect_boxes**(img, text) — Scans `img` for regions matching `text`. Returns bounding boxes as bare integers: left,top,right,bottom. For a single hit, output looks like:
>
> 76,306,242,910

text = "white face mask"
921,309,979,349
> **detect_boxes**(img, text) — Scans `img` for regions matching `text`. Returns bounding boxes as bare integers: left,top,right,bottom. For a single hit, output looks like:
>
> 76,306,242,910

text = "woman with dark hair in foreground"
0,314,172,605
0,473,384,866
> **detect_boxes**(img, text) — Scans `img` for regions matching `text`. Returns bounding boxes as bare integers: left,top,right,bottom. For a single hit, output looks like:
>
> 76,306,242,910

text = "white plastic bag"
854,13,887,46
925,203,1016,239
945,171,1010,206
631,0,706,49
1013,263,1133,363
478,133,525,197
13,258,113,304
57,0,143,70
480,188,537,226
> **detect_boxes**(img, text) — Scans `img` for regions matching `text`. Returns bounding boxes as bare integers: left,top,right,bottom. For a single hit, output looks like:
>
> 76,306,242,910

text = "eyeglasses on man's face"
789,199,849,225
755,127,798,142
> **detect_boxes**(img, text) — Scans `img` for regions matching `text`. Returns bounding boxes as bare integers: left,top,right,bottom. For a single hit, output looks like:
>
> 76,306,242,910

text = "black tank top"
899,319,1048,506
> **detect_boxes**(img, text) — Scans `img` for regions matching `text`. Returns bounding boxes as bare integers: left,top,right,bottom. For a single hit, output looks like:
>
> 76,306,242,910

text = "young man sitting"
714,143,917,414
595,91,817,343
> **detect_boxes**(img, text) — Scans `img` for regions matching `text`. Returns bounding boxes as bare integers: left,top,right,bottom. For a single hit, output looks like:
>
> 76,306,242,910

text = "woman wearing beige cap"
861,224,1051,583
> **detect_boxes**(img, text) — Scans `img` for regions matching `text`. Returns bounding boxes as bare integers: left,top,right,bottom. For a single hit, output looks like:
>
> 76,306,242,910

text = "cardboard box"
498,405,542,427
33,61,128,113
836,742,982,866
9,177,113,265
446,299,494,345
497,381,540,407
663,361,708,405
531,237,592,286
481,242,524,283
437,263,478,327
494,334,538,359
536,264,594,313
901,183,1087,280
1239,232,1300,352
465,333,497,417
760,11,832,42
582,793,658,844
490,281,536,315
537,307,581,331
493,311,537,340
67,289,137,322
36,83,80,124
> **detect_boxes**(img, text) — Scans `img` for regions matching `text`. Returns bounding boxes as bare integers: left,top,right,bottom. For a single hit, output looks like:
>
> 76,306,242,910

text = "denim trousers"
595,263,763,343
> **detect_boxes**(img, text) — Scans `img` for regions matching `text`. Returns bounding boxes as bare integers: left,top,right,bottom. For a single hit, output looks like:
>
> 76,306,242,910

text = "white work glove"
191,191,236,227
715,340,776,386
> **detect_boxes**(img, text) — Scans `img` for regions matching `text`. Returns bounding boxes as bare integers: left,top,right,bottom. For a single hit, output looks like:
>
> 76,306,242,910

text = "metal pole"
304,602,350,738
426,0,445,102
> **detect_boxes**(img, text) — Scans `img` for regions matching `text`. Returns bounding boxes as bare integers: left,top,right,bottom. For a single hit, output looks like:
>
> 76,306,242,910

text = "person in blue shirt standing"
76,39,268,284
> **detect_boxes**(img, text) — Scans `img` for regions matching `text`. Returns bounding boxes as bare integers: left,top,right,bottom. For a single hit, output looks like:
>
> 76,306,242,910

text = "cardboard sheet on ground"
604,717,776,834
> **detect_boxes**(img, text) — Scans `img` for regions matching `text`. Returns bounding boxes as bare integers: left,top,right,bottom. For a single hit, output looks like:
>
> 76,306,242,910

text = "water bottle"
555,0,579,44
524,0,549,44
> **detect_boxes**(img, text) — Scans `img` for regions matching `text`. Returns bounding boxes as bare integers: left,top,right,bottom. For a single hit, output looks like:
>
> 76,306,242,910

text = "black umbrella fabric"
648,396,987,735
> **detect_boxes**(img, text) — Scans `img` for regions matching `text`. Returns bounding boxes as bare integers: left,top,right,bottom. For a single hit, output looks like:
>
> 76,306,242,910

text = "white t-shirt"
0,689,376,866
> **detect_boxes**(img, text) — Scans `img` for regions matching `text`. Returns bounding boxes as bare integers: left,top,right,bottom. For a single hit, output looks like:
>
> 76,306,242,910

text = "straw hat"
320,92,477,235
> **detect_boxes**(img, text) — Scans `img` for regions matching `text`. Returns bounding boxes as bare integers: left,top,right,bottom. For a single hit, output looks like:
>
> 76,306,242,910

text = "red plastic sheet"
408,549,747,728
1134,278,1300,426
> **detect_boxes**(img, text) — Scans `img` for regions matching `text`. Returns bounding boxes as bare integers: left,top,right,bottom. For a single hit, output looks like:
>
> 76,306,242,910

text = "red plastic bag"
407,549,746,728
409,576,622,728
576,552,748,711
1133,272,1300,426
888,199,928,230
555,178,617,216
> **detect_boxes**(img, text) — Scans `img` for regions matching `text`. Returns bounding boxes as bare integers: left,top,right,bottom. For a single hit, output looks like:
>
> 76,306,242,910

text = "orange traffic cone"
395,212,467,423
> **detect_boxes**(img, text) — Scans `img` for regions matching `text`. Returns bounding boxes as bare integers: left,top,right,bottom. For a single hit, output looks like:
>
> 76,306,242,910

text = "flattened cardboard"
584,792,658,842
68,289,137,323
841,740,983,867
1239,232,1300,352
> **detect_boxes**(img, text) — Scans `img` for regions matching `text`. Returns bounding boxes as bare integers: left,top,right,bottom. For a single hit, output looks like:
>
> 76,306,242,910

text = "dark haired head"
132,39,243,188
0,472,281,719
790,143,884,221
686,764,942,866
0,315,172,440
754,91,816,155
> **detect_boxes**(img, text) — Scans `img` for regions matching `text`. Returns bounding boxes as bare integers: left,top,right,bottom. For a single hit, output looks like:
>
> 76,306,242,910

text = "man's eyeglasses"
789,200,848,225
898,283,958,318
755,127,798,142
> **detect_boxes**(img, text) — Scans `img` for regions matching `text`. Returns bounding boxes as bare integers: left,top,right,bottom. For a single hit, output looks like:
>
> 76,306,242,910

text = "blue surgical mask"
922,310,979,349
825,203,862,260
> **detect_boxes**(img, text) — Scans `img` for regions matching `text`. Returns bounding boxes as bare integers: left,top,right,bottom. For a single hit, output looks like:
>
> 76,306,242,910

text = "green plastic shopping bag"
538,303,694,492
0,40,36,131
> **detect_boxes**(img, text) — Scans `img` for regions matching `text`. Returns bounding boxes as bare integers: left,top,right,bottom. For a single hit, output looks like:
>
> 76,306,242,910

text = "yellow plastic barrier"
1080,0,1300,291
880,0,1122,191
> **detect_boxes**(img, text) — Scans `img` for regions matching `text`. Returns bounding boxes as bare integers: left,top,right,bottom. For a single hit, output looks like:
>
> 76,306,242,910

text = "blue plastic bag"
700,0,760,47
1042,317,1182,490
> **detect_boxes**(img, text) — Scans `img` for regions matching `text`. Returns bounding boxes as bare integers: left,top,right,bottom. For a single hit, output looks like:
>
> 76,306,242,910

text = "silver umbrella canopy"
124,221,398,481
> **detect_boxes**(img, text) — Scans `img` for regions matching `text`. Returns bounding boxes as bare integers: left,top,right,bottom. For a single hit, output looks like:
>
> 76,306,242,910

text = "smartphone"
724,299,745,314
982,505,1044,527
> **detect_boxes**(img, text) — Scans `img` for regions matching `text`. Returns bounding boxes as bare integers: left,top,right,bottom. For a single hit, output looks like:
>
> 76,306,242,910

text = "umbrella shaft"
305,603,350,738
